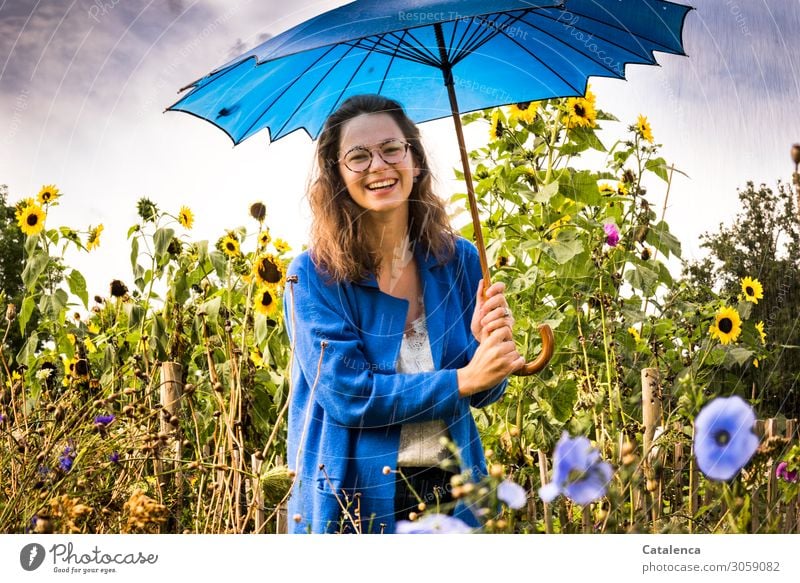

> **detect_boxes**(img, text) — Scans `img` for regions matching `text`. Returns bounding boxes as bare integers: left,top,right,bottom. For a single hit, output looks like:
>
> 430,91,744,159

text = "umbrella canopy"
169,0,690,144
168,0,691,374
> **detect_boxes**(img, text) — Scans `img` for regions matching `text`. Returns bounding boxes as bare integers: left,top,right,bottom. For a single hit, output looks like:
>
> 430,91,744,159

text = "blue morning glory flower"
395,514,472,534
538,432,614,505
497,479,527,510
693,395,759,481
109,452,120,464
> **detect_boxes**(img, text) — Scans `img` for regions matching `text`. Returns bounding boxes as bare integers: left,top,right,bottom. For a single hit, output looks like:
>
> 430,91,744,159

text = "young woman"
284,94,523,533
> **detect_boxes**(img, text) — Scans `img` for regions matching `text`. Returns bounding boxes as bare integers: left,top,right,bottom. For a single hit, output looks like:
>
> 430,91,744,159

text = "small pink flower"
776,461,798,483
603,223,620,247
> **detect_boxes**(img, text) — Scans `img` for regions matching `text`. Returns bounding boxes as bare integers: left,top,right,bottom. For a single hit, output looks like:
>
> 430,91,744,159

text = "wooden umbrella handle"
513,324,555,376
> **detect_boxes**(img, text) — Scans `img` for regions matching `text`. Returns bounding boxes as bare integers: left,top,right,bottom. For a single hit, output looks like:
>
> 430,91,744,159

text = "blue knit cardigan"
283,237,507,533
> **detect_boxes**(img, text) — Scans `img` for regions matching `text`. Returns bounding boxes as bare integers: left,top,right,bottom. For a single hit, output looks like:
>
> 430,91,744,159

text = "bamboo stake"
537,449,553,534
252,453,265,534
160,361,183,530
641,368,662,525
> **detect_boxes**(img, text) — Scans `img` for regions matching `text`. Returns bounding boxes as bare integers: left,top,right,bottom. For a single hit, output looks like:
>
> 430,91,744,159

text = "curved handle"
513,324,555,376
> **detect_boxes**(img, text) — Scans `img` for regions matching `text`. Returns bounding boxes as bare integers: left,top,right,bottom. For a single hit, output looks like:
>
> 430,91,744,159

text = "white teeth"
366,179,397,190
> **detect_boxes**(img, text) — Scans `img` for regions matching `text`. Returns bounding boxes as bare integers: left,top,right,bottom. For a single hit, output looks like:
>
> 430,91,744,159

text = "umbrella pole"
434,23,553,376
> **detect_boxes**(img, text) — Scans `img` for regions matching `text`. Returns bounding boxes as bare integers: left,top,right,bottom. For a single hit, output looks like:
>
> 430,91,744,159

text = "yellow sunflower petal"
17,203,46,236
178,206,194,230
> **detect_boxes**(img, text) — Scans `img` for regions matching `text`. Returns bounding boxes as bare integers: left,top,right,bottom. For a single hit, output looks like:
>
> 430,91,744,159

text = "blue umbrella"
168,0,691,374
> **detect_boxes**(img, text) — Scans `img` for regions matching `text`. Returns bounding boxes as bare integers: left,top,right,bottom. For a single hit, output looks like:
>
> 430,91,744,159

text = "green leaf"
255,313,269,347
647,220,682,259
130,236,140,276
66,270,88,308
645,157,670,182
532,181,559,204
727,347,754,367
546,236,584,265
546,378,578,423
16,331,38,367
18,295,36,335
153,227,175,265
209,251,227,279
21,251,49,290
625,263,659,295
39,289,68,320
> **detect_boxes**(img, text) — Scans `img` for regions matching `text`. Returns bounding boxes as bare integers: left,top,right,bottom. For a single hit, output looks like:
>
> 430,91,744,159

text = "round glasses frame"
339,139,412,173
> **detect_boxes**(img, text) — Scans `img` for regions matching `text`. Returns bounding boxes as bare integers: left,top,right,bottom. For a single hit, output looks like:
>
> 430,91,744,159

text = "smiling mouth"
366,179,398,191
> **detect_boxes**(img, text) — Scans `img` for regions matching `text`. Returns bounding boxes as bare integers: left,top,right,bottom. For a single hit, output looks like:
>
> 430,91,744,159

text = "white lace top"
396,300,452,467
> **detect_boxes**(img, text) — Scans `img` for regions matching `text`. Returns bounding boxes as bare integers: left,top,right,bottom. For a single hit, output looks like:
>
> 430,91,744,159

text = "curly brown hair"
307,94,455,283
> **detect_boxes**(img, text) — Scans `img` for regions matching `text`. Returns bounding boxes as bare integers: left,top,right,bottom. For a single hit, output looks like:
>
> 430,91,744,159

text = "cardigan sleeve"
458,239,509,409
284,254,462,429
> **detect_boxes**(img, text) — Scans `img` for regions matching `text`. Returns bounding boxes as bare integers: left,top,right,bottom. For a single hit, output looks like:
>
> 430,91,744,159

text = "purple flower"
58,446,75,472
603,223,620,247
94,414,115,426
694,396,759,481
539,432,614,505
497,479,527,510
109,452,120,464
0,413,6,424
395,514,472,534
776,462,798,483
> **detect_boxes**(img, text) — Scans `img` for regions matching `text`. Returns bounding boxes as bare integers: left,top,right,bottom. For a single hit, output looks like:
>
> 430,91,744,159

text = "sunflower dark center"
226,241,236,251
718,317,733,334
261,291,274,306
714,429,730,446
42,192,51,200
258,259,281,283
575,104,585,117
27,213,39,226
516,101,532,110
74,359,89,376
746,286,754,296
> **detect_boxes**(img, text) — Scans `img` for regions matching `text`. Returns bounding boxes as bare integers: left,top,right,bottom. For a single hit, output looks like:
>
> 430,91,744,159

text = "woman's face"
337,113,420,215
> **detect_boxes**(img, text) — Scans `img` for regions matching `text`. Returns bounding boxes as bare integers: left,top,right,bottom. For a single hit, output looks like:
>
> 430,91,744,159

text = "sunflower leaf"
16,331,39,367
726,347,753,367
66,270,88,309
22,251,49,290
645,157,670,182
647,220,681,259
18,295,36,335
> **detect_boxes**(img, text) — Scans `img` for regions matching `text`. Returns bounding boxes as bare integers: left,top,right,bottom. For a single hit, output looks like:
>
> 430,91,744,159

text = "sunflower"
741,276,763,304
254,253,286,286
16,202,46,236
86,224,104,251
273,238,291,254
616,181,629,196
254,285,279,316
37,184,60,205
636,114,654,143
220,234,240,257
598,182,615,196
178,206,194,229
563,96,597,129
755,321,766,345
709,306,742,345
508,101,538,124
489,109,506,140
627,326,642,343
258,230,272,249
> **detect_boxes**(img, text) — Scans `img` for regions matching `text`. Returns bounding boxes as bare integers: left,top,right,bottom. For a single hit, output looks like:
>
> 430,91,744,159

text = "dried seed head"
5,303,16,323
249,202,267,222
792,143,800,166
621,441,635,457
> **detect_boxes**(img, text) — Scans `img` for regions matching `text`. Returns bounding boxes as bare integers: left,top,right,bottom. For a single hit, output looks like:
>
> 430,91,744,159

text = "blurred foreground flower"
497,479,527,509
538,432,613,505
395,513,471,534
693,396,759,481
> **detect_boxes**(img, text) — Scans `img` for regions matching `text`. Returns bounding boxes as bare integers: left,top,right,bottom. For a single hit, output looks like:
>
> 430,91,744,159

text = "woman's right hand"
456,325,525,397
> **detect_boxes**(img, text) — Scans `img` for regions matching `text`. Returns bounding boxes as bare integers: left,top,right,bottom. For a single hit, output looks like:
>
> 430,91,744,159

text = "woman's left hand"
471,279,514,342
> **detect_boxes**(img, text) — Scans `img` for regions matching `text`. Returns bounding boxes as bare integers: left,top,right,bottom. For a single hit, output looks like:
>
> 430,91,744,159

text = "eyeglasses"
339,139,412,173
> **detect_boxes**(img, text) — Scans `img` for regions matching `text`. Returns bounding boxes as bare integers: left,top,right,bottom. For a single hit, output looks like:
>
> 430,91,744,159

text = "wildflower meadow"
1,92,798,534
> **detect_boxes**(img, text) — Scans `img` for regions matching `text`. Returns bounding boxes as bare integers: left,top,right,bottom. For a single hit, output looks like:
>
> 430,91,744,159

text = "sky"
1,0,799,299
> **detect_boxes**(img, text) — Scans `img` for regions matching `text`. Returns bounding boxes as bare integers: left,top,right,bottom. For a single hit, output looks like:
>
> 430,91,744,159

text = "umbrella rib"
515,17,643,78
451,11,529,64
375,31,403,95
493,27,583,96
534,9,678,59
237,43,352,142
352,32,440,67
273,42,378,139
